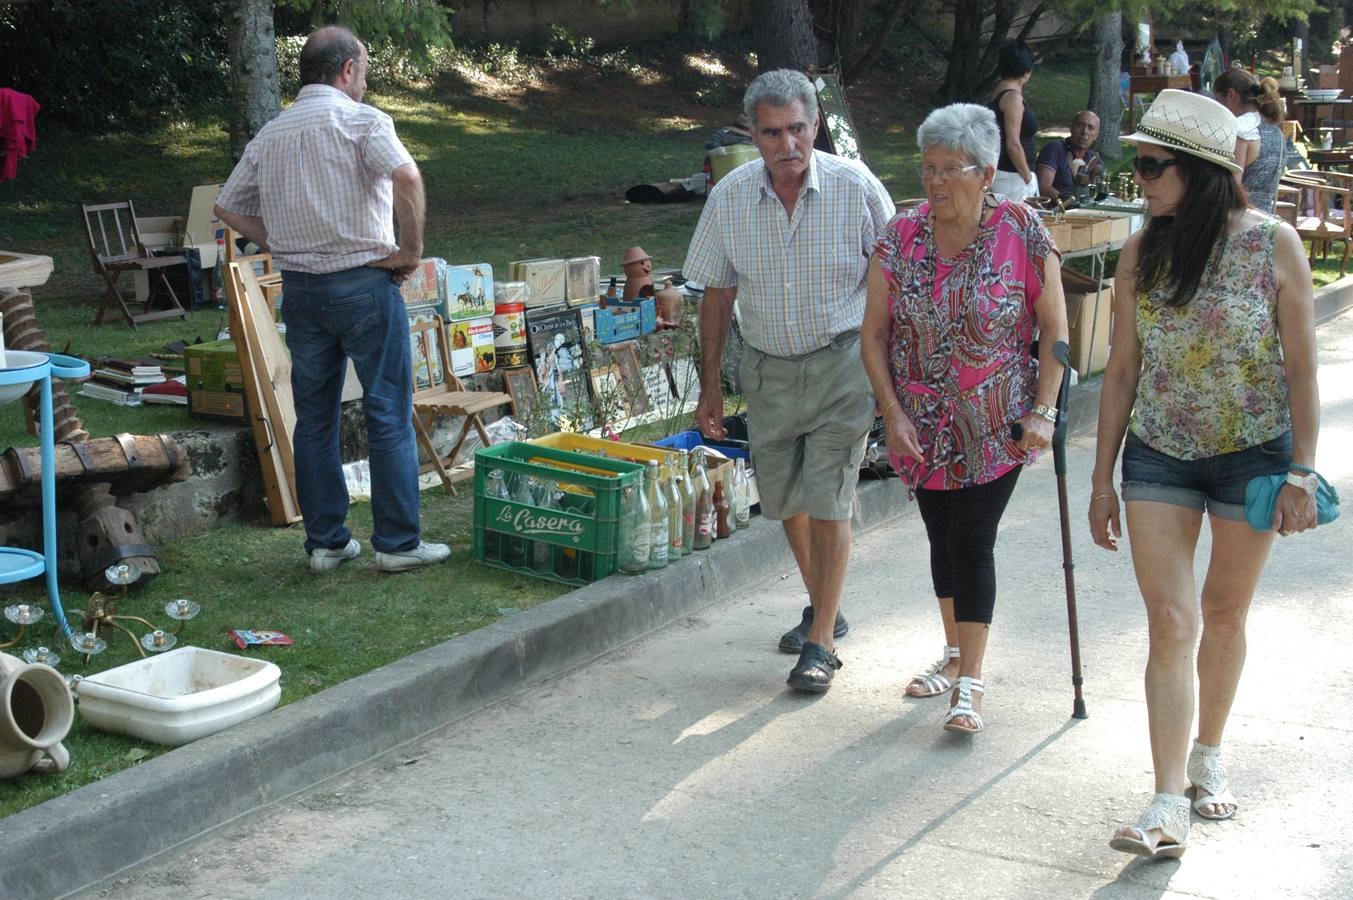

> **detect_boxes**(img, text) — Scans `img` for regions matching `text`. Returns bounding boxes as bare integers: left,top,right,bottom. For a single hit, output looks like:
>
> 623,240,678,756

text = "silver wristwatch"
1286,471,1318,495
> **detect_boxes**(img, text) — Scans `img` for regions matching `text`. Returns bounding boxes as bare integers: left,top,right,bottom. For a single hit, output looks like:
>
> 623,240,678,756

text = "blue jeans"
281,266,420,554
1121,430,1292,521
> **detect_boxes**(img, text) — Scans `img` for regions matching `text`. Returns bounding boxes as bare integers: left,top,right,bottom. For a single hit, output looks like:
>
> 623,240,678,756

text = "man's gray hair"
916,103,1000,170
743,69,818,128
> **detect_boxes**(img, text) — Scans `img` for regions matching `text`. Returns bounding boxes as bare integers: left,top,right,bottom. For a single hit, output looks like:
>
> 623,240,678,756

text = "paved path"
90,312,1353,899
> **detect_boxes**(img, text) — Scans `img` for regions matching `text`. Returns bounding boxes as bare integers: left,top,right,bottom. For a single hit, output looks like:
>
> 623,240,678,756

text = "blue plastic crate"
653,429,751,461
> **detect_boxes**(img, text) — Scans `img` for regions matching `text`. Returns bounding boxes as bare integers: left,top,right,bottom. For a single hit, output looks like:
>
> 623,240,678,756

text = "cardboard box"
1062,270,1113,376
1044,215,1114,253
135,182,225,304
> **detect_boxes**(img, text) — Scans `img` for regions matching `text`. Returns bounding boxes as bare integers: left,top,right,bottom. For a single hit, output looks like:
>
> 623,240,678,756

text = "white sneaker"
309,538,361,574
375,540,451,573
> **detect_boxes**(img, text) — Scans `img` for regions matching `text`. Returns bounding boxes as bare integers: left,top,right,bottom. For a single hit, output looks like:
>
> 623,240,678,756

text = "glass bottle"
618,475,651,575
721,465,737,533
646,460,669,569
663,458,684,560
530,480,556,572
733,458,751,529
690,449,713,550
485,469,509,561
678,449,696,556
713,471,731,539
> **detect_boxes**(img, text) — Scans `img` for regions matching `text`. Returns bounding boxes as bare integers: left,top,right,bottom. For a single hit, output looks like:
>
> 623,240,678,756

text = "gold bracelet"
881,400,899,420
1090,493,1117,502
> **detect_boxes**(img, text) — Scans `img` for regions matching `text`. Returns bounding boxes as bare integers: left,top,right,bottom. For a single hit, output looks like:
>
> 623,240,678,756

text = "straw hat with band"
1122,89,1242,175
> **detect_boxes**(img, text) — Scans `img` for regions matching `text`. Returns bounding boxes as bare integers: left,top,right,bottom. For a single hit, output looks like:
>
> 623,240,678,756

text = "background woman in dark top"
989,40,1038,201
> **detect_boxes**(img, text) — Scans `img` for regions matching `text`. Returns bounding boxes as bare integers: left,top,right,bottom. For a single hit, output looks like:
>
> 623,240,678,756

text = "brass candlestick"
67,562,200,664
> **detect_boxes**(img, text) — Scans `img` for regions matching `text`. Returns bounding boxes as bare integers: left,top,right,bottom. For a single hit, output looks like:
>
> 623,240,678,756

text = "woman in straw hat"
1089,89,1320,859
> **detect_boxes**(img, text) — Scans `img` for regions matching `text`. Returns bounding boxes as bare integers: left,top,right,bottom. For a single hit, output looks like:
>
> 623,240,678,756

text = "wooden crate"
1044,216,1114,253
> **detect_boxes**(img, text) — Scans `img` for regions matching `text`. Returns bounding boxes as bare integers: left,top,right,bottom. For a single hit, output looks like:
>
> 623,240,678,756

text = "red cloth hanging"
0,88,40,183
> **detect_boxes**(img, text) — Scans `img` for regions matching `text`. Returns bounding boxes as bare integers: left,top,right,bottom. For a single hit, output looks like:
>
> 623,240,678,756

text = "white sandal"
942,676,984,734
1188,740,1239,820
906,645,960,698
1109,792,1191,859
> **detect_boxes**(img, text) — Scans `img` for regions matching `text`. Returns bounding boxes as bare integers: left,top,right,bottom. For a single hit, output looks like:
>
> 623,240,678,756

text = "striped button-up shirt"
216,84,414,274
683,150,894,357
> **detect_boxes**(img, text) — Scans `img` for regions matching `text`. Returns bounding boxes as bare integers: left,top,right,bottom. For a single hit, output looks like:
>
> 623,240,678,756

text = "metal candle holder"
66,562,200,664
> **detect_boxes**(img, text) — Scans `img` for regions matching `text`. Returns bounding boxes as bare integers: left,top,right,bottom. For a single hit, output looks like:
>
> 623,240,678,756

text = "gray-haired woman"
861,103,1068,733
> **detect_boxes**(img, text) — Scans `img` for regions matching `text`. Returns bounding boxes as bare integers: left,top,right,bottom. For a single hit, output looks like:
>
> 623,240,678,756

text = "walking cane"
1011,340,1087,719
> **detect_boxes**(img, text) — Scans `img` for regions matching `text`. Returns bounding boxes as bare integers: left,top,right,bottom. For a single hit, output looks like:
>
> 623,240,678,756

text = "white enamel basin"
0,350,48,405
75,646,281,746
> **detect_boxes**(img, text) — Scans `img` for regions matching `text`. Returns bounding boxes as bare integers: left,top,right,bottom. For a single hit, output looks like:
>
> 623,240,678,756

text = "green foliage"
543,24,596,59
279,0,455,53
0,0,230,128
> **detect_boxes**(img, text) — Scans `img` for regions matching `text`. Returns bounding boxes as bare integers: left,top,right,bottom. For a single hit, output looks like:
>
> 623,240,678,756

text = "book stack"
80,358,166,406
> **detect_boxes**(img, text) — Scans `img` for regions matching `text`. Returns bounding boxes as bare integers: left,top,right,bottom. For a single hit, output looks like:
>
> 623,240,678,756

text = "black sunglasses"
1133,156,1179,180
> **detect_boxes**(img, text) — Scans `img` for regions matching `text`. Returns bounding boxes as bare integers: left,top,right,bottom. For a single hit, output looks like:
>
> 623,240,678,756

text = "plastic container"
473,442,644,585
528,432,680,482
706,144,761,186
652,429,751,461
75,647,281,747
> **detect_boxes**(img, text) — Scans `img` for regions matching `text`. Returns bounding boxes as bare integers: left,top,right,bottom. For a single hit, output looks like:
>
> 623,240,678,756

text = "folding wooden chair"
80,200,189,328
409,315,512,495
1282,170,1353,274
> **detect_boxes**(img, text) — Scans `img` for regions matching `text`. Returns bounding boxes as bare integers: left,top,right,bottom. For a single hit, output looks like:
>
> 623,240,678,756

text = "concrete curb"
2,278,1348,900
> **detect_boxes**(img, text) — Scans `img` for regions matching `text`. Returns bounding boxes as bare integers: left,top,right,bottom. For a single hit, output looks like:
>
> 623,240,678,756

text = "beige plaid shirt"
683,150,894,357
216,85,415,274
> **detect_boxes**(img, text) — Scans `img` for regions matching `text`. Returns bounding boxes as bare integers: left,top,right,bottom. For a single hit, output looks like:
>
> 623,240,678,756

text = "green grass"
0,487,567,817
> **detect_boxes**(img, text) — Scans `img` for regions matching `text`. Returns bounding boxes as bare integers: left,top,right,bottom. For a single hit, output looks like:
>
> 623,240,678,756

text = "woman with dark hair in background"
1091,90,1319,859
988,39,1039,201
1213,67,1287,213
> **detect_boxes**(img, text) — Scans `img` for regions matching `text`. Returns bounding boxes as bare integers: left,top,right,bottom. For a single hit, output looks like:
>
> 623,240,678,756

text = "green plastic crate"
473,441,643,585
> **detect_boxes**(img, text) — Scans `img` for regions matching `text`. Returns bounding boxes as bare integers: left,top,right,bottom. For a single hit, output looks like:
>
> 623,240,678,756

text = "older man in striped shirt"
215,26,449,575
685,69,895,693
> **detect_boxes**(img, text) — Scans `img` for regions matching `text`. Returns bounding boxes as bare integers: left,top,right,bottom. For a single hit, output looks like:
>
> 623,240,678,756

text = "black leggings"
914,467,1021,625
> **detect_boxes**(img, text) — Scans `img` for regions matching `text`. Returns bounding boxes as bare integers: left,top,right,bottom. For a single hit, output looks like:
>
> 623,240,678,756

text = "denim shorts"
1120,430,1292,521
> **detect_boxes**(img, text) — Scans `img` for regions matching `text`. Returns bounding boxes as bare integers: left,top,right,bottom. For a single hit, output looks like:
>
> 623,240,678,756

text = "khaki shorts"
741,331,874,521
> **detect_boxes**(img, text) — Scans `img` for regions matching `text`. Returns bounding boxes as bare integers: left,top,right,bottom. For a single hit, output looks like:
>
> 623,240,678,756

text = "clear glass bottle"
618,472,651,575
691,449,714,550
646,459,669,569
677,449,696,556
663,458,684,560
721,465,738,533
733,457,751,529
530,479,556,572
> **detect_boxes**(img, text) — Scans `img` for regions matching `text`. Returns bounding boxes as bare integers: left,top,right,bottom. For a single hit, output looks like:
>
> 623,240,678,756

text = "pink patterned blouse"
875,199,1055,490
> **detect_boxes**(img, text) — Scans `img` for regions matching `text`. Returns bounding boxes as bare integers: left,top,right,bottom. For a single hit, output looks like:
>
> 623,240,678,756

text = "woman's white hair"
916,103,1000,170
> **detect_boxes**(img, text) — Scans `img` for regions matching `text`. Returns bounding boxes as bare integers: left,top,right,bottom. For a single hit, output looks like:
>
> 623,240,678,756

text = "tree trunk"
227,0,281,162
1088,10,1123,162
753,0,819,72
940,0,985,102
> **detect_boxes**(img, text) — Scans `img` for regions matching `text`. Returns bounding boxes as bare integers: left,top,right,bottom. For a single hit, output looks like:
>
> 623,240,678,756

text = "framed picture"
444,263,494,322
526,307,592,428
502,367,537,420
599,342,650,417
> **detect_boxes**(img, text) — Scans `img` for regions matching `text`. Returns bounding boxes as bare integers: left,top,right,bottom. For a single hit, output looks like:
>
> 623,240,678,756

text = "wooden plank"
236,265,297,492
226,262,300,525
0,252,54,290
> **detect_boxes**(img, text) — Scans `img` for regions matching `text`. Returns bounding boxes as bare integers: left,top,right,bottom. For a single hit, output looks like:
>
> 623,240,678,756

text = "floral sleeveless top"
875,199,1053,490
1131,216,1290,459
